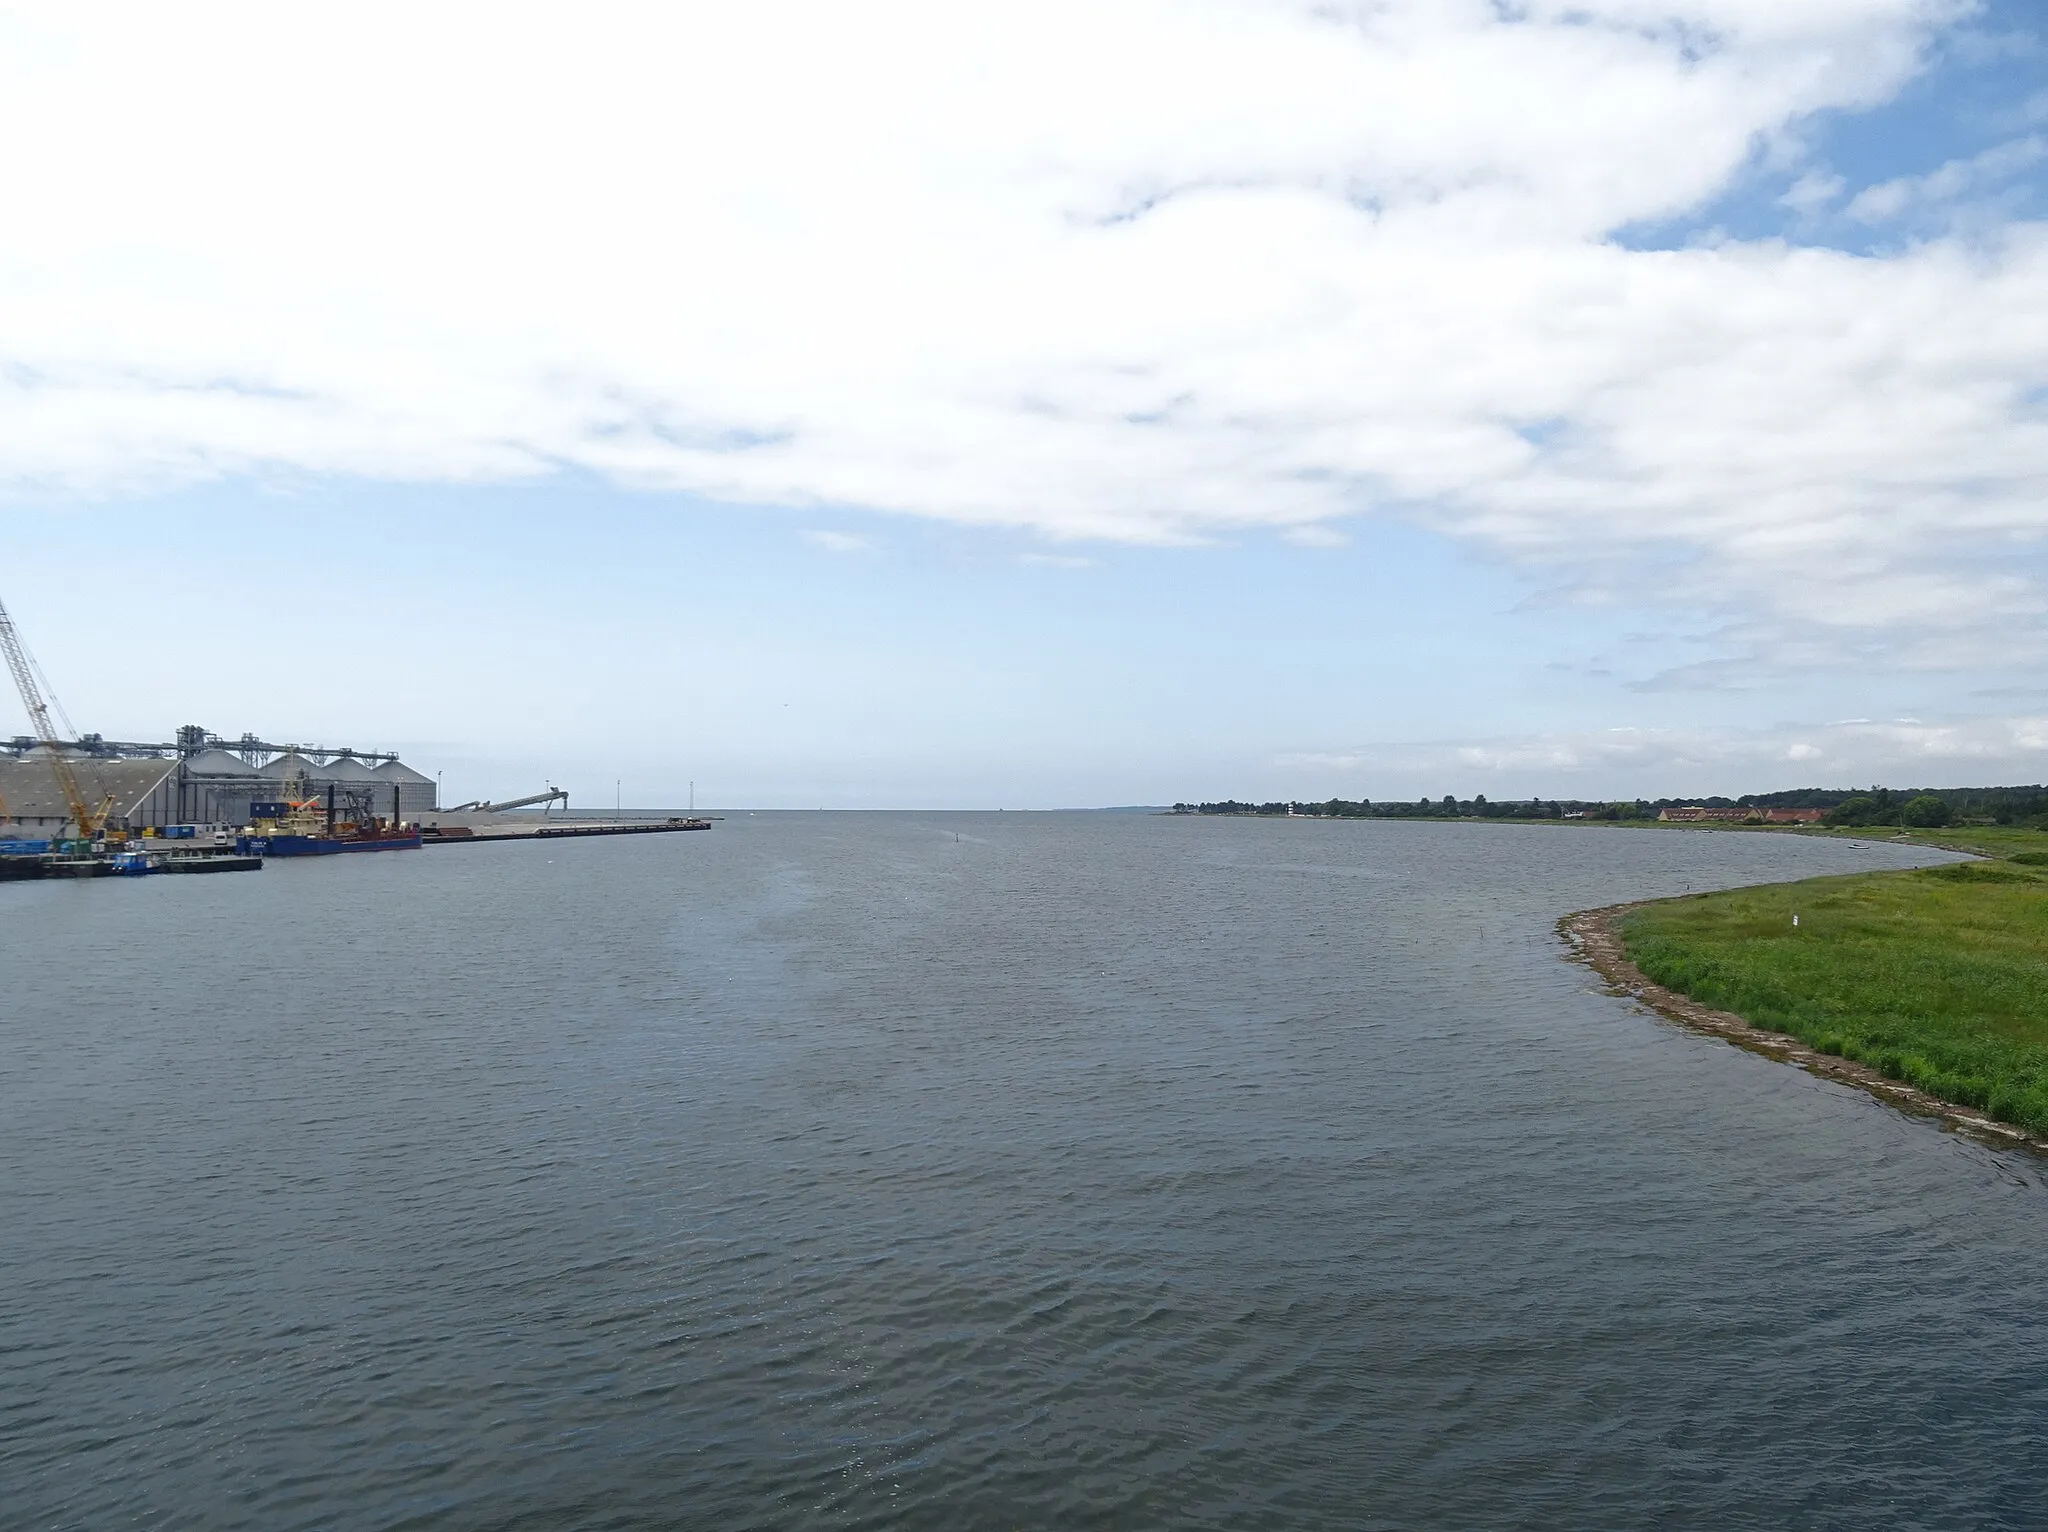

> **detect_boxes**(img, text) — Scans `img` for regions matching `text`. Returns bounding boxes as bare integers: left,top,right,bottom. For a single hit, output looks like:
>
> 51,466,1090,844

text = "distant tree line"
1170,797,1642,821
1747,784,2048,827
1171,784,2048,830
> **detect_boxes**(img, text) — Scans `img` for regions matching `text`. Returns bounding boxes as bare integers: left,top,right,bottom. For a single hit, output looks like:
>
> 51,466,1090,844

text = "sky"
1,0,2044,808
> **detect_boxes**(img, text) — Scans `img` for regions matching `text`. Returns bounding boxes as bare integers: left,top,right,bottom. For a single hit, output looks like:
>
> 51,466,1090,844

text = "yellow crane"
0,591,115,841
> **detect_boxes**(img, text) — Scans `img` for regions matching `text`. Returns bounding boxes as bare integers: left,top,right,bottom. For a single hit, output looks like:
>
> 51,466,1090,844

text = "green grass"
1643,822,2048,861
1802,823,2048,860
1620,855,2048,1133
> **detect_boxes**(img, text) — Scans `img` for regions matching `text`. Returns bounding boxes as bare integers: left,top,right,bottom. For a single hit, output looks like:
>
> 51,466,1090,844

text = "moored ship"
236,786,422,858
240,829,422,857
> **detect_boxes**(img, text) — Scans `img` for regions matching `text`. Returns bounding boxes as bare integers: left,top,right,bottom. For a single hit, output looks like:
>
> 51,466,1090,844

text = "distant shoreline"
1559,898,2048,1156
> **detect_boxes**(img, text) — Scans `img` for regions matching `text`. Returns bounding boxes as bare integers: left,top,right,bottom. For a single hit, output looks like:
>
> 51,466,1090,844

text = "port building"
0,755,186,835
0,728,440,837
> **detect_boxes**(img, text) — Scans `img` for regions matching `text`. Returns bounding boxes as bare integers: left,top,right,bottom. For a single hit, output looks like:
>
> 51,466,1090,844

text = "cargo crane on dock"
0,592,116,840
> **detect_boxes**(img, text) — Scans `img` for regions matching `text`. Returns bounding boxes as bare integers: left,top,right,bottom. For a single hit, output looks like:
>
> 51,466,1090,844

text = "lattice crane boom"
0,592,112,838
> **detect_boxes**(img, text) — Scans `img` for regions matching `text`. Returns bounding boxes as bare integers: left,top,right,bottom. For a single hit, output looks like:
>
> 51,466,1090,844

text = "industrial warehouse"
0,725,709,870
0,728,439,837
1,589,707,879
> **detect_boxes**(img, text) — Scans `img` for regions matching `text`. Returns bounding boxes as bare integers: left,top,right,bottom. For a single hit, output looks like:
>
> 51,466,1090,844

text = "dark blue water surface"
3,814,2042,1530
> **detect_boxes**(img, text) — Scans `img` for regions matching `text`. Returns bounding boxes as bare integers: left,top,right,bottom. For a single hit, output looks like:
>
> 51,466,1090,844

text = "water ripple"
2,816,2040,1529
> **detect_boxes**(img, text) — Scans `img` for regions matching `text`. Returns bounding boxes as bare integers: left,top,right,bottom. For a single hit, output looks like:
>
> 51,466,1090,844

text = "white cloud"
801,529,870,554
1019,552,1094,568
1275,712,2048,795
1846,133,2047,221
1780,169,1846,213
0,0,2038,669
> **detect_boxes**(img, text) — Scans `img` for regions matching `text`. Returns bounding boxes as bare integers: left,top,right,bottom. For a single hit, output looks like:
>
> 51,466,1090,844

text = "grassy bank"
1620,852,2048,1134
1792,824,2048,860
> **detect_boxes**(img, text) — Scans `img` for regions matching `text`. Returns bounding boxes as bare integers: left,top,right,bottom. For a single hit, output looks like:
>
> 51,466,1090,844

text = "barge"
0,845,262,879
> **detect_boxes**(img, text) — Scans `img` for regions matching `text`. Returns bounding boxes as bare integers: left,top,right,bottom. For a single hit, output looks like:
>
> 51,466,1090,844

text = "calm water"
3,815,2041,1530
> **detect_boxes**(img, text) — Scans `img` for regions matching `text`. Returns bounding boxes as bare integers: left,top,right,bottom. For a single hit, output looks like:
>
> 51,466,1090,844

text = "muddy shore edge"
1560,901,2048,1157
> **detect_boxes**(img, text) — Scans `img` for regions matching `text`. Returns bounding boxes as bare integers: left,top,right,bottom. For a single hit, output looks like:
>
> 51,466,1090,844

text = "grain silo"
177,747,263,826
373,758,438,817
